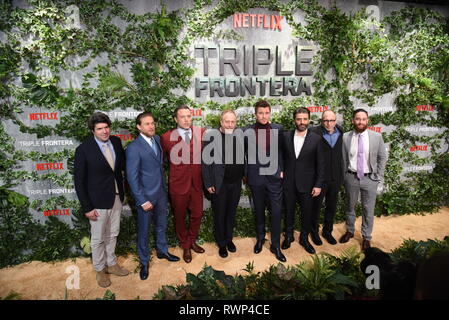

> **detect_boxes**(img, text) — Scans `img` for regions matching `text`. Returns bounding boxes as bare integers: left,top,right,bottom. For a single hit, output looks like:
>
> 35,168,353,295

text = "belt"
347,170,369,176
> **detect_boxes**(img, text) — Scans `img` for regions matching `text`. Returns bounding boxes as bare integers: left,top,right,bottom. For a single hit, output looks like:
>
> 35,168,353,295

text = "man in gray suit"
339,109,387,251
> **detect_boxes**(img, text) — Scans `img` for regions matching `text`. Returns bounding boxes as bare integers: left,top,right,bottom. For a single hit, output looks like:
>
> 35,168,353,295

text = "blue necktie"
150,138,158,156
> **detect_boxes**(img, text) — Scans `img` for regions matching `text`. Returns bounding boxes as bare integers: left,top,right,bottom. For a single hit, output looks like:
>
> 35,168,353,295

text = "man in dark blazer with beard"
310,110,344,246
282,107,325,254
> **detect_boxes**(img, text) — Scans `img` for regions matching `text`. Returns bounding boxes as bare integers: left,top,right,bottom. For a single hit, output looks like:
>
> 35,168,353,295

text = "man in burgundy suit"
161,105,205,263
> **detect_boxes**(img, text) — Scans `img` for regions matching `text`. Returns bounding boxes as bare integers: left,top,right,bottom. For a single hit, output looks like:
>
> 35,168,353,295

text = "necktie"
150,137,158,156
185,131,191,145
103,143,119,192
103,143,115,171
357,134,365,180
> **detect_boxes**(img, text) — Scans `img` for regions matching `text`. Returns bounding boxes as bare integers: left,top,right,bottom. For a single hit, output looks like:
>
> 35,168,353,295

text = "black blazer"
310,125,344,186
282,129,325,193
74,135,125,213
202,128,245,194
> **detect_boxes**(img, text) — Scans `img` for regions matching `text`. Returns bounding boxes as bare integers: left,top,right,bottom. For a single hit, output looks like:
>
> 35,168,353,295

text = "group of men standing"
74,100,387,287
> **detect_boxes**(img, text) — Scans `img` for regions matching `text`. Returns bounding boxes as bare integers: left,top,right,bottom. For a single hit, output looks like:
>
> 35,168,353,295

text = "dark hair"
353,108,369,118
88,112,111,131
136,111,155,125
173,105,191,118
293,107,310,119
254,100,271,113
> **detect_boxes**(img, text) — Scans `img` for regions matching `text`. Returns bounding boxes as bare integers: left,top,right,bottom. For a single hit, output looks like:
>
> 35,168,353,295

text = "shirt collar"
94,136,111,147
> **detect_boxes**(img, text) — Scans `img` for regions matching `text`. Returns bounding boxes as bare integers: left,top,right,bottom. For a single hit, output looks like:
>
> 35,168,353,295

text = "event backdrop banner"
0,0,448,266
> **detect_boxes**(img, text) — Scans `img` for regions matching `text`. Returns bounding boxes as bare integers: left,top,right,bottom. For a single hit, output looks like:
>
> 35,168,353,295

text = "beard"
296,124,308,132
354,123,368,133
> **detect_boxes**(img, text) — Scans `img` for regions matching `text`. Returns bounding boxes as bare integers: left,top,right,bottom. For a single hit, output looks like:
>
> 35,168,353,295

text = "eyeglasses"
322,120,336,123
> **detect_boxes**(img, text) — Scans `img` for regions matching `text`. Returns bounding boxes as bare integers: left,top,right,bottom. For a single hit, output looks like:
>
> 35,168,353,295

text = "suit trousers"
249,180,282,248
137,193,169,266
344,172,379,240
211,180,242,248
284,188,314,239
311,181,341,235
170,188,203,249
89,195,122,272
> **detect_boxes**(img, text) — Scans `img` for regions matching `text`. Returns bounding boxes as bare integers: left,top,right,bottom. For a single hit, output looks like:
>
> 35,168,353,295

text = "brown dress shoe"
96,269,111,288
339,231,354,243
362,239,371,251
183,248,192,263
191,242,205,253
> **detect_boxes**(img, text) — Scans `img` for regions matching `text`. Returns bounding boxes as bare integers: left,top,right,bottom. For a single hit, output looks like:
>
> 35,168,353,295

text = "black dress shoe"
362,239,371,251
139,264,149,280
226,241,236,253
270,247,287,262
219,247,228,258
322,233,337,245
339,231,354,243
310,233,323,246
254,239,265,254
299,238,316,254
281,236,294,250
156,252,180,262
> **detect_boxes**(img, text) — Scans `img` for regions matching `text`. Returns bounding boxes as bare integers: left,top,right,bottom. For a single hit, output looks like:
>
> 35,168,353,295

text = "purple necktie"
357,134,365,180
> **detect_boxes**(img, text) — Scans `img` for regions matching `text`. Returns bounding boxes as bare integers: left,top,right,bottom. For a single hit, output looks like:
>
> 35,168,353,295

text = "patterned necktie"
150,137,158,156
357,134,365,180
184,131,191,145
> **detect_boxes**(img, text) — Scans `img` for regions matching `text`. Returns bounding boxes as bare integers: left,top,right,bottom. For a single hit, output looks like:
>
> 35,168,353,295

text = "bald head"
321,110,337,133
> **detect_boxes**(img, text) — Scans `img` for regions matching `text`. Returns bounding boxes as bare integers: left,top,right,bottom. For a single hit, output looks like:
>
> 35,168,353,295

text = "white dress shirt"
177,127,192,142
349,130,370,173
294,130,307,158
140,133,156,151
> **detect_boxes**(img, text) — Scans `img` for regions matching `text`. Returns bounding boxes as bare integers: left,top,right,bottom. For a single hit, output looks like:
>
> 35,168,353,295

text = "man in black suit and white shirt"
282,107,325,254
74,112,129,288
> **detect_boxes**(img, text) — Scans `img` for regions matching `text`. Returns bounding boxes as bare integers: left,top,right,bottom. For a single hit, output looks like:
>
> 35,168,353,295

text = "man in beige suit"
339,109,387,251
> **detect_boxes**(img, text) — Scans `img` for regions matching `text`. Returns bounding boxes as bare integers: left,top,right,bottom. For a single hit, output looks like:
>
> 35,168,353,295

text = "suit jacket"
342,130,388,182
282,129,326,193
310,124,344,186
244,123,284,186
202,128,245,194
74,135,125,213
126,134,166,206
161,126,205,195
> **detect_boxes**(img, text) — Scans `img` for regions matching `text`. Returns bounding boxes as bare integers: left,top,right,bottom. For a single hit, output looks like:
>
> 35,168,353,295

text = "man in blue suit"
126,112,179,281
244,100,286,262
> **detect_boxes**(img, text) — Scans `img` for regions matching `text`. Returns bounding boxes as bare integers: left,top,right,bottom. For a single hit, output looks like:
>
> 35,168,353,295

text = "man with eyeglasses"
310,110,344,246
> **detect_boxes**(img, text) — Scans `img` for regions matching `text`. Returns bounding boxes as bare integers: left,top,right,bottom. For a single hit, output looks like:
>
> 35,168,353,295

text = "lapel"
137,134,159,161
110,137,121,171
91,136,114,172
296,130,312,160
288,130,296,158
345,131,354,152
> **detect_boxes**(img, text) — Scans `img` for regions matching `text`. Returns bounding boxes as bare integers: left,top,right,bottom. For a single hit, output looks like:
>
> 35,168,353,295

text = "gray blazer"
342,130,387,182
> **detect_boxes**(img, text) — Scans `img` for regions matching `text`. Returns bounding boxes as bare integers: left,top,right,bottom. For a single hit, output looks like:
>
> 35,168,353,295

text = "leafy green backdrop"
0,0,448,268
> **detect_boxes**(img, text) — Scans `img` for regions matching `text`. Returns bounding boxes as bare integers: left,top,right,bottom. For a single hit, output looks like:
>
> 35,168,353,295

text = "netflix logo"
308,106,329,113
29,112,58,120
36,163,64,170
233,13,283,31
112,134,134,141
409,145,429,152
416,105,434,111
368,126,382,133
43,209,70,217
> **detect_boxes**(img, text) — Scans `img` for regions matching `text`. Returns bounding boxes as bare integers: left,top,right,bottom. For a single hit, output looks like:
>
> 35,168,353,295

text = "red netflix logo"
416,105,434,111
308,106,329,113
233,13,283,31
112,134,134,141
368,127,382,133
409,145,429,152
29,112,58,120
36,163,64,170
43,209,70,217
